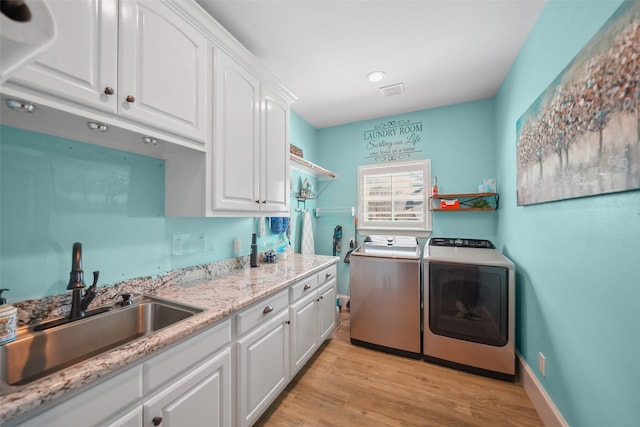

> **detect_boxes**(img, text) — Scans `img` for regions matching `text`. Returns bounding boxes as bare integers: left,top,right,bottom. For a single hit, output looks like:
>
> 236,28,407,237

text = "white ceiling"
195,0,546,129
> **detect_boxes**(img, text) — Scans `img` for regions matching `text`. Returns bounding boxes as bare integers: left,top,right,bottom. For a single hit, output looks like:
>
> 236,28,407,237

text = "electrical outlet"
538,352,546,377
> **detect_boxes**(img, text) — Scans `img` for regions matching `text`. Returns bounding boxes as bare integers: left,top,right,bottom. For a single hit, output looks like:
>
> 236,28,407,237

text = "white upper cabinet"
119,0,208,142
1,0,294,218
8,0,119,113
261,86,290,213
210,49,291,216
211,49,261,213
5,0,208,144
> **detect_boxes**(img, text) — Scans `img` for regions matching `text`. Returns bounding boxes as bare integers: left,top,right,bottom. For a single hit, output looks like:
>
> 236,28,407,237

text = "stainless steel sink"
0,296,203,387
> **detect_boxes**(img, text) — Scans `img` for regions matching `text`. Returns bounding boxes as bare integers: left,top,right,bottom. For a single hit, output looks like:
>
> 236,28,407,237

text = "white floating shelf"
290,154,336,179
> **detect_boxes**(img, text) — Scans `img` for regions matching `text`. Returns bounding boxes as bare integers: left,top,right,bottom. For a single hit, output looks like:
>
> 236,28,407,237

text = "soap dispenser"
0,289,17,344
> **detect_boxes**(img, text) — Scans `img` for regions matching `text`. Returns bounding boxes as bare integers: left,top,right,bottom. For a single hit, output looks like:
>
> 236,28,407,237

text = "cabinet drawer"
317,264,337,286
237,289,288,336
144,319,231,393
290,274,318,302
17,365,143,427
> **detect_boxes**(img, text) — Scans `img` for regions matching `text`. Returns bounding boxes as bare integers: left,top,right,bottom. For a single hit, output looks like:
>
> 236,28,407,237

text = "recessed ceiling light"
142,136,158,145
6,99,35,113
87,122,108,132
366,71,385,83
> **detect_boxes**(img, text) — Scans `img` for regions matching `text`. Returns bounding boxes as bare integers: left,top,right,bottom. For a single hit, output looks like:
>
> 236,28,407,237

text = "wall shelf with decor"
290,154,336,180
430,193,499,211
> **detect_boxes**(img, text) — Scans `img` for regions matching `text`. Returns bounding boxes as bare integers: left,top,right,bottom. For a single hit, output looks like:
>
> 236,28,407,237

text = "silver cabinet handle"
303,284,311,290
263,305,274,314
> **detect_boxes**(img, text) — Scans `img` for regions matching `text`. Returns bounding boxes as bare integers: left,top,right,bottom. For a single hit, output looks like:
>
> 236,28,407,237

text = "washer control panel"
428,238,495,249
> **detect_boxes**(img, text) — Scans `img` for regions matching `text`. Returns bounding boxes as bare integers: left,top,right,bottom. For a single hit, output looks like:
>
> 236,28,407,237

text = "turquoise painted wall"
0,126,286,302
289,111,321,254
495,1,640,425
313,99,498,295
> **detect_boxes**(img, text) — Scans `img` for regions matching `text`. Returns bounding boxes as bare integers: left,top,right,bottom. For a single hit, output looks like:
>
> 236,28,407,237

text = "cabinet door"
318,280,337,342
211,49,261,213
143,348,232,427
237,309,290,427
290,293,319,375
260,87,290,213
106,407,143,427
119,0,208,142
9,0,118,113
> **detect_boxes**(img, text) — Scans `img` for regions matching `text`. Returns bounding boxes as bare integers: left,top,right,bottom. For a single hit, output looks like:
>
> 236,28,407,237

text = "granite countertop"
1,254,339,424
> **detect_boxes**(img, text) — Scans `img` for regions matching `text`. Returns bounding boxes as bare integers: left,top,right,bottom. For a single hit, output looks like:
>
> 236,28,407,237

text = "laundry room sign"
362,119,423,162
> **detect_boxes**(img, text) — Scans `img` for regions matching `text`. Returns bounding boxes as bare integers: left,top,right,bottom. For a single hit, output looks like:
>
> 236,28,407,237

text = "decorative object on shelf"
431,193,499,211
289,144,303,158
484,178,496,193
516,1,639,206
471,199,491,209
432,176,438,196
299,177,314,199
439,199,460,209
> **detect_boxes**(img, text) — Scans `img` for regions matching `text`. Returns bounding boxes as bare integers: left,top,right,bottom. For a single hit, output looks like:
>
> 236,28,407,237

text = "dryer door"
428,262,509,347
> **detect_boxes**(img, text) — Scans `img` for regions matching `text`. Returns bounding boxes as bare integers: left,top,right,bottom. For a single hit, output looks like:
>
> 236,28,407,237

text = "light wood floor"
255,311,543,427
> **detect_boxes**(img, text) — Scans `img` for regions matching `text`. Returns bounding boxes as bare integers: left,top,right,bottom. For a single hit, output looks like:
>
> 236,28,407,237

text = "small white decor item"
300,177,314,198
484,179,496,193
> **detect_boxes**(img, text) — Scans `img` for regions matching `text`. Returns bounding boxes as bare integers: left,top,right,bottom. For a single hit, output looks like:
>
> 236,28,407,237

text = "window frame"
357,159,432,237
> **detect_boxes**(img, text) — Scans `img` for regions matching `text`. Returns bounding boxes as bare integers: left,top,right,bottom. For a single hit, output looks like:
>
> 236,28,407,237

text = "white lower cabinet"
290,292,320,375
237,309,290,427
143,348,232,427
106,407,143,427
9,265,339,427
318,281,338,342
13,365,143,427
290,268,337,377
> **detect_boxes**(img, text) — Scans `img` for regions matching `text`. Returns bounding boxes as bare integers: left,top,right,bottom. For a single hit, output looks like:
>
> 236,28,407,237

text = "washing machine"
423,237,516,381
350,236,422,358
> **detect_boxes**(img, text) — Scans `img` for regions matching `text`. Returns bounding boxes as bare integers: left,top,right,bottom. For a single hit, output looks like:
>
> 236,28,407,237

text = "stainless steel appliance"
423,237,516,381
350,235,422,358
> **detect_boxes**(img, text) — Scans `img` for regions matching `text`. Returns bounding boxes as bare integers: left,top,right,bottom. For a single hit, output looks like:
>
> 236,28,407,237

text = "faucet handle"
92,271,100,287
113,293,132,307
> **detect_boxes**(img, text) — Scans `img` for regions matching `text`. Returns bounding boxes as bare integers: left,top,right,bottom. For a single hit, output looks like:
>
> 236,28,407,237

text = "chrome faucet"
67,242,99,320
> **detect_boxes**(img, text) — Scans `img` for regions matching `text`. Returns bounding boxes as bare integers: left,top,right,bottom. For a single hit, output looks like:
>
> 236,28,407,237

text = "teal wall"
312,99,498,295
495,0,640,426
289,111,321,254
0,126,286,302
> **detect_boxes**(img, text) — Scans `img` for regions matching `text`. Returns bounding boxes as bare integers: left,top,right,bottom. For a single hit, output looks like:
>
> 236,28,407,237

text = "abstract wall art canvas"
516,0,640,205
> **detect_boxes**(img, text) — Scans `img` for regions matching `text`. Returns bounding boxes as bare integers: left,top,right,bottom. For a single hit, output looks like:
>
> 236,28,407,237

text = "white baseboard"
517,352,569,427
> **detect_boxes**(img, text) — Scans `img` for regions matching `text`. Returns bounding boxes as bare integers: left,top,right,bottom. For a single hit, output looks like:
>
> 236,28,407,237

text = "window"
358,160,431,237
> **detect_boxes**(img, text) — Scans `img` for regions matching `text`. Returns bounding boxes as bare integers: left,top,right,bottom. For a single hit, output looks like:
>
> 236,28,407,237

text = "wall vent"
379,82,405,97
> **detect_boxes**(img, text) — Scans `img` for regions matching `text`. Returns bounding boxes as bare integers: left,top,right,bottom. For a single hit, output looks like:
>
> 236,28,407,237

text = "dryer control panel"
428,238,495,249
